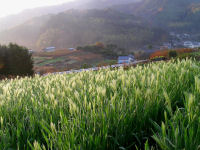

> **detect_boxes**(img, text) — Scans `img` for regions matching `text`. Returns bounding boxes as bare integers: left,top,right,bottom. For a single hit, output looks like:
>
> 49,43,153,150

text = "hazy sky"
0,0,75,17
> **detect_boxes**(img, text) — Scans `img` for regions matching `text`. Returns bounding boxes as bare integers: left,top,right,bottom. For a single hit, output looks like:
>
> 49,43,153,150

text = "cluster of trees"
0,43,34,76
77,42,126,58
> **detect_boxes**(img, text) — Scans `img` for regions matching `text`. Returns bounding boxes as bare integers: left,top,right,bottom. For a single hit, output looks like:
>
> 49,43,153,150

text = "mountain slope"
0,0,140,32
114,0,200,32
0,9,168,50
0,15,51,48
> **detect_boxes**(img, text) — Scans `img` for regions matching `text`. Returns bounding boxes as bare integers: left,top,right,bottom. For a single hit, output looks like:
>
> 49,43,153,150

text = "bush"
81,63,92,69
169,50,178,58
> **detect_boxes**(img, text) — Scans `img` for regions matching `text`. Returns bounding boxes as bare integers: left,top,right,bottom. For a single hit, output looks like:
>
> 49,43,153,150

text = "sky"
0,0,75,17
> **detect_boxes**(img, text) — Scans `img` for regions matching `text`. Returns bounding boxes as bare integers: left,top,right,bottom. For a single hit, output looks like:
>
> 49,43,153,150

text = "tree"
95,42,105,49
0,43,34,76
169,50,178,58
81,63,92,69
148,45,153,49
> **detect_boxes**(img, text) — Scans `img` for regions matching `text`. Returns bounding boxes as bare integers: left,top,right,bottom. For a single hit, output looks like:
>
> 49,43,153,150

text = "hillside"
0,59,200,149
0,15,51,48
0,9,168,50
1,0,200,50
0,0,140,32
114,0,200,33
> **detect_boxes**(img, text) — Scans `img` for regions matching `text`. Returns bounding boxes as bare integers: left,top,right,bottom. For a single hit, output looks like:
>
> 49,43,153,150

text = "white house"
28,49,34,54
184,41,200,48
68,48,76,51
118,55,135,64
163,42,172,49
43,47,56,52
184,41,193,48
192,42,200,48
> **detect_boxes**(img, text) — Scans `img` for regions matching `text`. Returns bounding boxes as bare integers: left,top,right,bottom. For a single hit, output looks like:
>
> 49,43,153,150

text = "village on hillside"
27,31,200,75
160,32,200,49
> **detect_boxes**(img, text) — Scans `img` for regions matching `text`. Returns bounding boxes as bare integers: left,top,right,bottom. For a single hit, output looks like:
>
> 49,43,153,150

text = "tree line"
0,43,34,77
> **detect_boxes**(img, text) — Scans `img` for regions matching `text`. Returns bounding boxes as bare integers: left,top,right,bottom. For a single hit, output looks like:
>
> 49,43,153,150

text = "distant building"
192,42,200,48
183,33,190,38
183,41,200,48
118,55,135,64
68,48,76,51
172,41,182,47
162,42,172,49
43,47,56,52
28,49,34,54
170,32,175,36
184,41,193,48
174,33,190,40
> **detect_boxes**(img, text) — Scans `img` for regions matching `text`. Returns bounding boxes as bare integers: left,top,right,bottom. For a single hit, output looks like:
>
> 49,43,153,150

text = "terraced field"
33,49,110,74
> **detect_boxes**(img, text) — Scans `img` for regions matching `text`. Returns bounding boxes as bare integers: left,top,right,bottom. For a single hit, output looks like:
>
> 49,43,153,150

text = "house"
172,41,182,47
118,55,135,64
183,41,193,48
28,49,34,54
43,47,56,52
183,41,200,48
170,32,175,37
192,42,200,48
162,42,172,49
68,48,76,51
183,33,190,38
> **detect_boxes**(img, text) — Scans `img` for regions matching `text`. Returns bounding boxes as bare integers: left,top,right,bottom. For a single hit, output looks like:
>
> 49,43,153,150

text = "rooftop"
118,56,130,60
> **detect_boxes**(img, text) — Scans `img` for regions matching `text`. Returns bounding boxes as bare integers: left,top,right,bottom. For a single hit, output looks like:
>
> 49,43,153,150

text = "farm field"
33,49,113,74
0,59,200,149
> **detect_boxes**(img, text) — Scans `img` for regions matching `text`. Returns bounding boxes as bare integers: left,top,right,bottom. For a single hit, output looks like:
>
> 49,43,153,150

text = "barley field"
0,59,200,149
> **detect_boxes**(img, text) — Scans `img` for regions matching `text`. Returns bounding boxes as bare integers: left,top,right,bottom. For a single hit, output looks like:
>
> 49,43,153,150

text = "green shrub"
169,50,178,58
